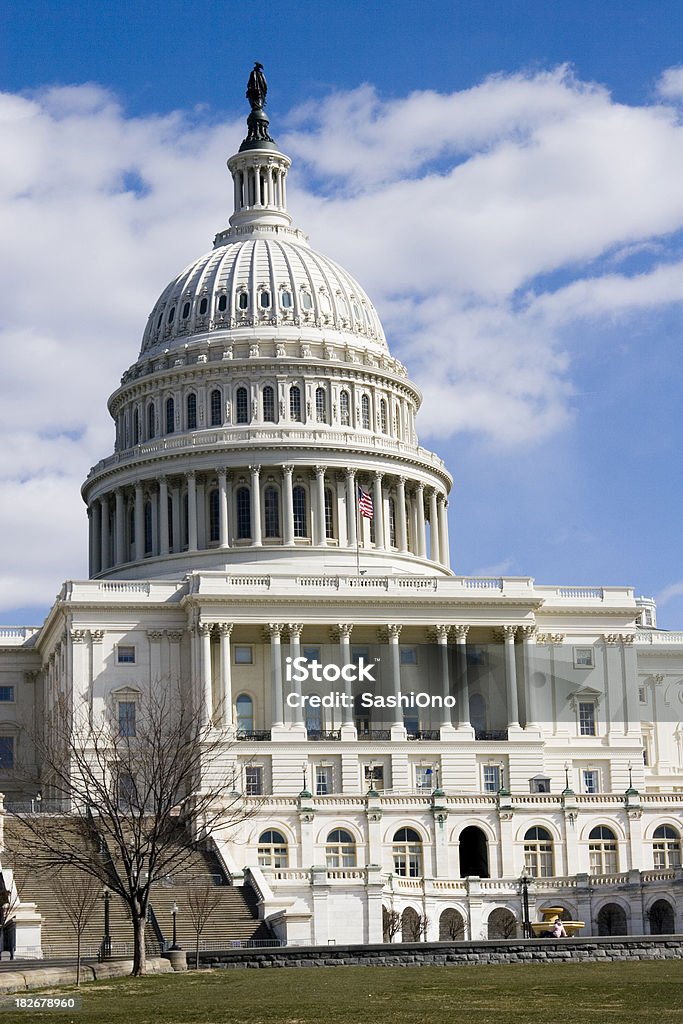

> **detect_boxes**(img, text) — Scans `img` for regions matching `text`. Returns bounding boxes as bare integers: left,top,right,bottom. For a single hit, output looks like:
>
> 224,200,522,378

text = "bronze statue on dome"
246,62,268,111
240,62,275,149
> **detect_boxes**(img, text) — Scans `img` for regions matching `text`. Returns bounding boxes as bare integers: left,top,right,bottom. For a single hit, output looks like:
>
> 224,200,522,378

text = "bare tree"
10,683,251,976
186,883,224,969
0,875,21,960
53,871,100,985
382,905,401,943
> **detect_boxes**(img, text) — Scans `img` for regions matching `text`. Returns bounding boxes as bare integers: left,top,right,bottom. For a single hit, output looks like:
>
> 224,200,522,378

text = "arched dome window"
143,501,153,556
167,305,175,324
293,485,308,538
289,385,302,422
258,830,288,869
156,311,163,330
361,395,371,430
340,390,350,426
319,291,331,314
653,825,681,869
315,387,327,424
235,693,253,734
237,291,249,311
392,827,422,878
524,826,554,877
217,294,227,313
186,393,197,430
264,486,280,539
236,387,249,425
199,296,208,315
263,385,275,423
388,497,396,547
236,487,251,540
324,488,335,540
280,290,292,309
326,829,356,868
589,826,618,874
165,397,175,435
182,301,190,319
259,290,271,309
147,402,156,440
380,399,388,434
209,488,219,543
210,389,222,427
133,408,140,446
300,289,313,311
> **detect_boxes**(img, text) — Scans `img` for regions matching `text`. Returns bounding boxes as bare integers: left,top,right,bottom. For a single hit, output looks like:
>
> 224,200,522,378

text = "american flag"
358,487,374,519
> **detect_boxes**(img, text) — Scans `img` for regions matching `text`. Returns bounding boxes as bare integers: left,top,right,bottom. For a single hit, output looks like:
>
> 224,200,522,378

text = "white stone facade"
0,75,681,952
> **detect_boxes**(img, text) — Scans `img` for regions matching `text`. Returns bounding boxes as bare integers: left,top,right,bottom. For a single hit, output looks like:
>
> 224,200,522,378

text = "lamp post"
170,901,179,950
519,867,532,939
101,888,111,958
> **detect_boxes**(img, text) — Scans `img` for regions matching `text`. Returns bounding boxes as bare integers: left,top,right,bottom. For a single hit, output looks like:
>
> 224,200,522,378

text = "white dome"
140,235,387,357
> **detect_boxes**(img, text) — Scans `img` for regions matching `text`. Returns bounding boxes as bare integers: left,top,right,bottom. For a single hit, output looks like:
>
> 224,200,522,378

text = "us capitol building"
1,67,681,950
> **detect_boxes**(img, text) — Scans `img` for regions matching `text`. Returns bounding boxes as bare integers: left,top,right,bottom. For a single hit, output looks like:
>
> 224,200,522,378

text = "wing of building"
0,68,681,953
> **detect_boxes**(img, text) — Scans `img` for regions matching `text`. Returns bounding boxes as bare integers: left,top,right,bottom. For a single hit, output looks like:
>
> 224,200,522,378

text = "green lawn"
3,961,681,1024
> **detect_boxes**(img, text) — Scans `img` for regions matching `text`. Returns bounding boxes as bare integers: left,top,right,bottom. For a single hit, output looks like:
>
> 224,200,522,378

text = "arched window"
301,289,313,311
168,305,175,324
258,830,288,869
589,826,618,875
280,290,292,309
147,402,155,439
236,487,251,540
289,385,302,422
340,390,350,426
186,392,197,430
165,397,175,434
524,826,554,878
263,385,275,422
237,291,249,311
388,497,396,547
488,908,518,939
217,294,227,313
439,909,465,941
653,825,681,869
392,827,422,878
293,485,307,538
182,301,191,319
380,399,388,433
209,488,219,543
210,389,222,427
324,488,335,539
143,501,152,555
597,903,627,936
236,387,249,424
326,829,356,868
199,296,208,315
133,408,140,445
305,702,322,734
264,486,280,538
315,386,327,423
259,290,271,309
235,694,253,734
361,394,371,429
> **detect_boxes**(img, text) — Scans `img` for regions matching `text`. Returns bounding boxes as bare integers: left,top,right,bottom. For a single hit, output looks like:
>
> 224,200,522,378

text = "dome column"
187,471,198,552
100,495,110,571
282,465,294,546
218,469,229,549
158,476,169,556
415,483,427,558
250,465,262,546
345,470,357,548
428,489,440,563
90,505,100,576
396,476,408,553
115,488,125,565
438,494,450,568
373,472,385,550
314,466,327,545
134,483,144,561
171,482,181,553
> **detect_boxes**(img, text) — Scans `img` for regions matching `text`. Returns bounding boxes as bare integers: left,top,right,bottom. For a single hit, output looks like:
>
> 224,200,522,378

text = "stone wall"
200,935,683,970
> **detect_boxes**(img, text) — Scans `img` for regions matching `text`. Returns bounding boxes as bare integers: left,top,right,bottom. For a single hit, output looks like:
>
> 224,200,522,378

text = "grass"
2,960,681,1024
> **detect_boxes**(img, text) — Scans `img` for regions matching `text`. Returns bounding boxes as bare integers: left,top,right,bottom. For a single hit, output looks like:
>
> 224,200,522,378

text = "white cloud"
655,581,683,607
656,66,683,100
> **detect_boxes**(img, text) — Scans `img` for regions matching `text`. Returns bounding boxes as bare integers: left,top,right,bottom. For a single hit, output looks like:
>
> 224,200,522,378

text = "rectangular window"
579,702,596,736
573,647,594,668
315,766,330,796
483,765,501,793
118,701,136,738
117,646,136,664
0,737,14,770
582,769,599,794
415,765,434,790
0,687,15,702
400,646,418,665
245,766,263,796
234,645,253,665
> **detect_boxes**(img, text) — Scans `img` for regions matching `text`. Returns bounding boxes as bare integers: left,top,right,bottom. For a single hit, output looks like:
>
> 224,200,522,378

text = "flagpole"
356,487,361,578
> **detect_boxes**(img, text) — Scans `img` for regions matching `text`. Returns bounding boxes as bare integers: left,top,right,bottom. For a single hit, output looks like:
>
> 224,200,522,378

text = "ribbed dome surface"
140,236,387,356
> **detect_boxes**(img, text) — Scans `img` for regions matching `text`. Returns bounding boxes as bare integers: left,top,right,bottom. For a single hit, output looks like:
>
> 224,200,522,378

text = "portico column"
386,624,403,730
115,489,125,565
428,489,440,563
282,465,294,545
345,469,357,548
415,483,427,558
288,623,304,727
100,495,110,571
134,483,144,561
435,625,453,729
453,625,471,728
497,626,520,729
314,465,327,545
158,476,169,556
268,624,284,727
198,621,213,727
519,625,538,728
250,465,262,546
396,476,408,553
373,471,385,549
187,471,198,552
218,623,233,727
218,469,229,549
438,494,450,568
338,624,355,728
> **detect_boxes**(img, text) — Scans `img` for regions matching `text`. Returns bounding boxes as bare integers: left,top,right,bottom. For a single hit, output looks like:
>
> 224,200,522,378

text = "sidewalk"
0,957,172,993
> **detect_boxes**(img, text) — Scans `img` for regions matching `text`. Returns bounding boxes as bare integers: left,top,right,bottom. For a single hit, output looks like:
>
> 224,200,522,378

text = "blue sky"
2,0,683,627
